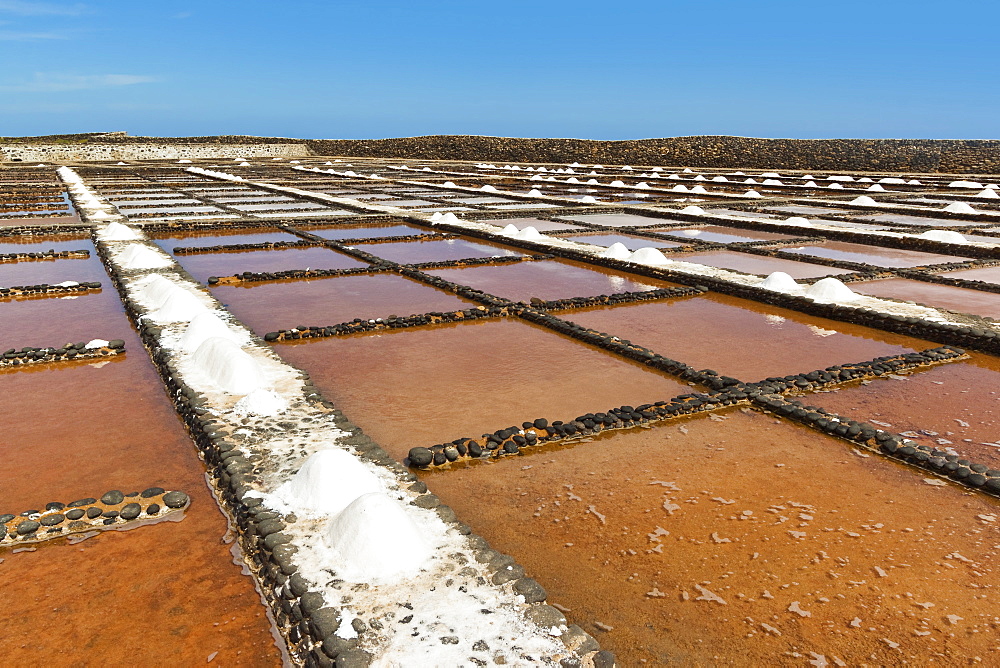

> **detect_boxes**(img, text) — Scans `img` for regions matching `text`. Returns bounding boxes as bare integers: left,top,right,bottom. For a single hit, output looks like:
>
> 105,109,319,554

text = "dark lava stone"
146,503,161,515
120,503,142,520
162,491,189,508
40,514,65,526
16,520,40,535
67,498,96,508
141,487,165,498
65,509,85,520
502,442,520,454
100,490,125,505
86,507,102,519
409,448,434,466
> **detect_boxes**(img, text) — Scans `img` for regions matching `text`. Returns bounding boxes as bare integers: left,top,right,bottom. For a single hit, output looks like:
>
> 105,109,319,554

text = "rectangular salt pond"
0,234,90,255
939,265,1000,285
150,228,299,250
478,217,585,232
850,278,1000,319
803,352,1000,467
424,258,676,302
561,293,931,381
703,209,777,219
0,290,130,349
653,225,798,244
859,213,987,228
273,318,690,461
355,238,525,264
672,251,855,279
213,273,476,335
782,241,970,268
301,223,430,240
175,246,368,283
766,205,850,216
0,255,110,288
421,410,1000,666
557,213,671,228
558,233,684,250
0,320,282,665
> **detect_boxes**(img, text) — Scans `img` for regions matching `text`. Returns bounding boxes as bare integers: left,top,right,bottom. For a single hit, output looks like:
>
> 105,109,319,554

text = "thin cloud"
0,29,67,39
172,11,191,19
0,1,87,15
0,73,158,92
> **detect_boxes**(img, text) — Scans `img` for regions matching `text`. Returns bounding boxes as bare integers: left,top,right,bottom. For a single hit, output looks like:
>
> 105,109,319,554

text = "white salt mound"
849,196,879,206
671,185,689,192
976,188,1000,199
514,226,544,240
786,216,813,226
599,242,632,260
85,339,110,349
918,230,966,243
680,205,706,215
806,278,858,303
804,181,819,187
436,213,461,224
635,182,650,189
480,184,498,192
276,449,383,515
690,185,708,194
150,289,211,322
501,224,519,236
180,311,243,352
324,492,433,583
90,211,112,219
763,179,783,186
580,196,598,203
943,202,977,214
628,247,672,264
879,177,906,184
100,222,143,241
118,244,172,270
191,337,270,395
948,180,983,189
232,388,287,417
527,189,544,197
759,272,800,293
866,184,886,192
139,275,183,308
743,190,763,198
828,183,844,189
610,180,626,187
711,176,729,182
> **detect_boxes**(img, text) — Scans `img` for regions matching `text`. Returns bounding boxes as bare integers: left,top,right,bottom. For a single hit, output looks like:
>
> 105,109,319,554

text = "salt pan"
149,289,211,322
849,196,879,206
680,205,705,215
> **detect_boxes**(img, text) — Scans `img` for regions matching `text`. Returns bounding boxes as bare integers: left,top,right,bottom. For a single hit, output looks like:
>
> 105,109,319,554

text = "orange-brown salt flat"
558,233,684,250
940,266,1000,285
302,223,430,240
0,234,91,255
212,273,476,334
273,318,690,460
0,291,130,349
800,352,1000,467
671,251,855,279
0,245,109,286
424,259,676,302
782,241,970,268
422,410,1000,666
150,227,298,251
175,246,368,283
563,294,933,381
356,238,525,264
850,279,1000,319
0,319,281,665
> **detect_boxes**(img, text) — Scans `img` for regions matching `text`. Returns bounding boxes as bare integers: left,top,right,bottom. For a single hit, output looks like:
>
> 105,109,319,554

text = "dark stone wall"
305,135,1000,175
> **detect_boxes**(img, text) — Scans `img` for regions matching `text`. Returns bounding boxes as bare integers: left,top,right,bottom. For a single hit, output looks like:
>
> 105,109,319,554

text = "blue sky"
0,0,997,140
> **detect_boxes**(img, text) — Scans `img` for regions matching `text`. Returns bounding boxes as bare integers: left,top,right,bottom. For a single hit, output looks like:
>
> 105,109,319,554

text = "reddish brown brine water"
425,259,676,302
175,245,368,282
274,318,691,461
0,245,282,666
851,279,1000,319
562,294,932,381
213,273,476,335
422,410,1000,666
670,252,856,279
